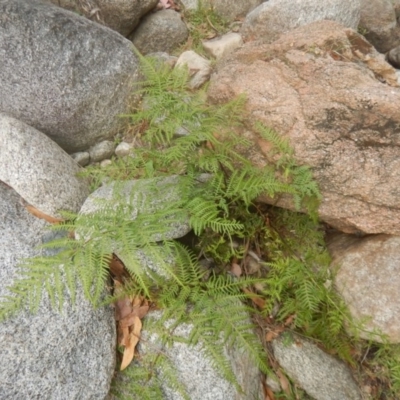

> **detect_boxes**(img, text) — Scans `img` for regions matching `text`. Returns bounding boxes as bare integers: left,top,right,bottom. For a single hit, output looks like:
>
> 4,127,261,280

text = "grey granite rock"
126,310,265,400
387,45,400,68
89,140,116,163
272,333,362,400
0,114,89,218
100,159,113,168
0,182,116,400
130,9,189,55
202,33,243,60
71,151,90,167
45,0,158,37
180,0,199,11
205,0,263,22
115,142,132,157
0,0,139,153
180,0,263,22
79,176,191,242
241,0,361,43
175,51,212,89
359,0,400,53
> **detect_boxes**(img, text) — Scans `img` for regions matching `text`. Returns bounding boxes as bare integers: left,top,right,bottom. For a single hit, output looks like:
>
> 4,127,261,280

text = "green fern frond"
0,49,350,400
201,334,241,390
255,123,293,156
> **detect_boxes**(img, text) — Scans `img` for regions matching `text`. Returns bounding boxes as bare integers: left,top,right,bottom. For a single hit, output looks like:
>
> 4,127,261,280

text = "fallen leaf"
276,369,291,396
114,280,133,321
25,204,64,224
120,304,150,328
243,288,266,309
115,298,133,321
254,282,265,292
230,262,242,277
265,386,276,400
131,295,142,307
284,314,296,326
120,316,142,370
119,325,130,347
266,329,280,342
109,256,126,280
262,378,276,400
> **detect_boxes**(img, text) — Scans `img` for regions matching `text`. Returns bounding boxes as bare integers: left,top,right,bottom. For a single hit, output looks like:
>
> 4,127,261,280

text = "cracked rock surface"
208,20,400,235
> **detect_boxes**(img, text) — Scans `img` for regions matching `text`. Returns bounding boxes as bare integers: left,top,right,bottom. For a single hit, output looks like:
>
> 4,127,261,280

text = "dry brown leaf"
243,288,266,309
120,316,142,370
265,326,285,342
119,325,130,347
109,256,126,279
276,369,291,396
114,280,133,321
25,204,64,224
115,298,133,321
265,386,276,400
120,305,150,328
230,262,242,277
135,304,150,319
284,314,296,326
262,378,276,400
252,297,266,308
131,295,142,307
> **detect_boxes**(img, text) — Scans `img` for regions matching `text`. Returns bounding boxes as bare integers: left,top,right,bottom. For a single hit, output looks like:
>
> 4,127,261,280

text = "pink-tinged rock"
328,233,400,343
208,20,400,235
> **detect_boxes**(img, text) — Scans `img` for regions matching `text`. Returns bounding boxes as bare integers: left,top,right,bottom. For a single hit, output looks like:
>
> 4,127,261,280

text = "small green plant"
373,344,400,396
357,25,369,37
354,341,400,399
0,53,372,399
180,1,229,55
260,209,356,363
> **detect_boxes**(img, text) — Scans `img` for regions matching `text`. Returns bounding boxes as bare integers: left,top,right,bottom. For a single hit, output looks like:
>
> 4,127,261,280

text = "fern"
259,209,356,364
110,351,190,400
0,51,340,399
255,123,321,215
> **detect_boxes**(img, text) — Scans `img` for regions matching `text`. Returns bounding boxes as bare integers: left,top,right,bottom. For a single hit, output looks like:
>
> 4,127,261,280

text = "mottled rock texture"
359,0,400,53
0,114,89,218
135,310,264,400
79,176,191,242
0,0,139,153
208,20,400,235
241,0,360,43
129,9,188,55
45,0,158,37
328,233,400,343
272,334,362,400
0,182,116,400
